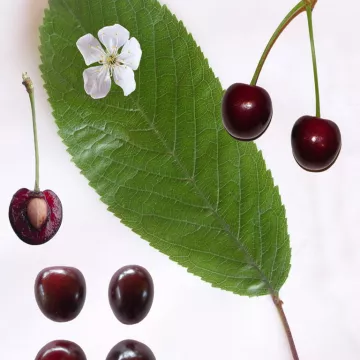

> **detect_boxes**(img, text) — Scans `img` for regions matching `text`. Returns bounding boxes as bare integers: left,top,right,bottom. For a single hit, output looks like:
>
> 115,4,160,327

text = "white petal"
83,66,111,99
113,65,136,96
76,34,105,66
98,24,129,53
118,37,142,70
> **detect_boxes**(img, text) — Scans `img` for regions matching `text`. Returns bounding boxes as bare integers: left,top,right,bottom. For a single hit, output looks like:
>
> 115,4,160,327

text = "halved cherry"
9,74,63,245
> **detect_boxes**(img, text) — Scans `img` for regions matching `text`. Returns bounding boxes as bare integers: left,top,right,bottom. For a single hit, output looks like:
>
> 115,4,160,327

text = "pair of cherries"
36,339,155,360
35,265,154,324
222,83,341,172
34,265,155,360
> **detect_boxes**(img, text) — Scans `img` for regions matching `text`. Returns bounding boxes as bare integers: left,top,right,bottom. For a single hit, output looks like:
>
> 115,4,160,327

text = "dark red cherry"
222,83,273,140
35,340,87,360
9,188,62,245
109,265,154,325
35,266,86,322
106,340,155,360
291,115,341,172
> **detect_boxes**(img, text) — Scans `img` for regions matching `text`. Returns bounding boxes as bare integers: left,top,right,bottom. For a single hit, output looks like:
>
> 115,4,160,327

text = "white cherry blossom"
76,24,142,99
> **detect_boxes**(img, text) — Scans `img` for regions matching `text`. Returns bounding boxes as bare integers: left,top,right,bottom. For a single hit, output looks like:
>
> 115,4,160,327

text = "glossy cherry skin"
222,83,273,140
35,340,87,360
35,266,86,322
106,340,155,360
9,188,62,245
291,115,341,172
109,265,154,325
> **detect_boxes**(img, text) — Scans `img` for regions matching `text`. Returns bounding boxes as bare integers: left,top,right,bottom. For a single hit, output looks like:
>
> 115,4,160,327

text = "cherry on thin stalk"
221,0,291,141
221,1,310,142
291,5,341,172
222,83,273,141
106,340,156,360
109,265,154,325
35,266,86,322
35,340,87,360
291,116,341,171
9,74,62,245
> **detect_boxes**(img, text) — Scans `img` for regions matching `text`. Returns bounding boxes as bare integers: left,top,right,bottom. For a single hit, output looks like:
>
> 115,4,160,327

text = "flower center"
106,54,118,66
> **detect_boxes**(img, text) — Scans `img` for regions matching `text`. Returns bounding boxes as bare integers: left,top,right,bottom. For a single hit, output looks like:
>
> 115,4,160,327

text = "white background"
0,0,359,359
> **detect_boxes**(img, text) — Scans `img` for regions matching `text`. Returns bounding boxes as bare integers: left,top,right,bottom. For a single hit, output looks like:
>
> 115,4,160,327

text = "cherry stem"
250,1,305,86
22,73,40,192
272,294,299,360
306,5,321,118
250,0,318,87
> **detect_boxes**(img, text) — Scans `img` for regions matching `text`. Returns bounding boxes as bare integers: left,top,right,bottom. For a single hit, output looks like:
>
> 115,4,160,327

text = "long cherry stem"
272,294,299,360
250,1,304,86
306,5,321,117
22,74,40,192
250,0,317,86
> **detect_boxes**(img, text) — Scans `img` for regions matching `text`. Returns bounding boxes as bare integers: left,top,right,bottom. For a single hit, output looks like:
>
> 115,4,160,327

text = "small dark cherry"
35,266,86,322
222,83,273,141
35,340,87,360
9,74,62,245
291,115,341,172
106,340,156,360
109,265,154,325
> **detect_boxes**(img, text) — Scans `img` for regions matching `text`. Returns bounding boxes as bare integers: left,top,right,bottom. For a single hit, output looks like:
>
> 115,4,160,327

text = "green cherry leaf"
40,0,291,297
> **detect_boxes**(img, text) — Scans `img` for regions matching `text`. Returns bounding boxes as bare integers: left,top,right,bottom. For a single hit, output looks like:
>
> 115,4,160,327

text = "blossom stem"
250,0,317,86
305,5,321,117
22,73,40,192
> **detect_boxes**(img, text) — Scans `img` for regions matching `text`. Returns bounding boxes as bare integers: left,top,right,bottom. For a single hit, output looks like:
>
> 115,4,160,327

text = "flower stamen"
106,54,118,66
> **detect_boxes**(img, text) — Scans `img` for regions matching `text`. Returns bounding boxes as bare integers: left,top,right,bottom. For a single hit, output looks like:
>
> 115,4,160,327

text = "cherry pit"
222,0,342,172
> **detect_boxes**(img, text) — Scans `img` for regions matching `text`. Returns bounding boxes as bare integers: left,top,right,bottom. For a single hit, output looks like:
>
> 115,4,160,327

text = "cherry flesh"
109,265,154,325
35,340,87,360
106,340,155,360
35,266,86,322
222,83,273,141
291,115,341,171
9,188,62,245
